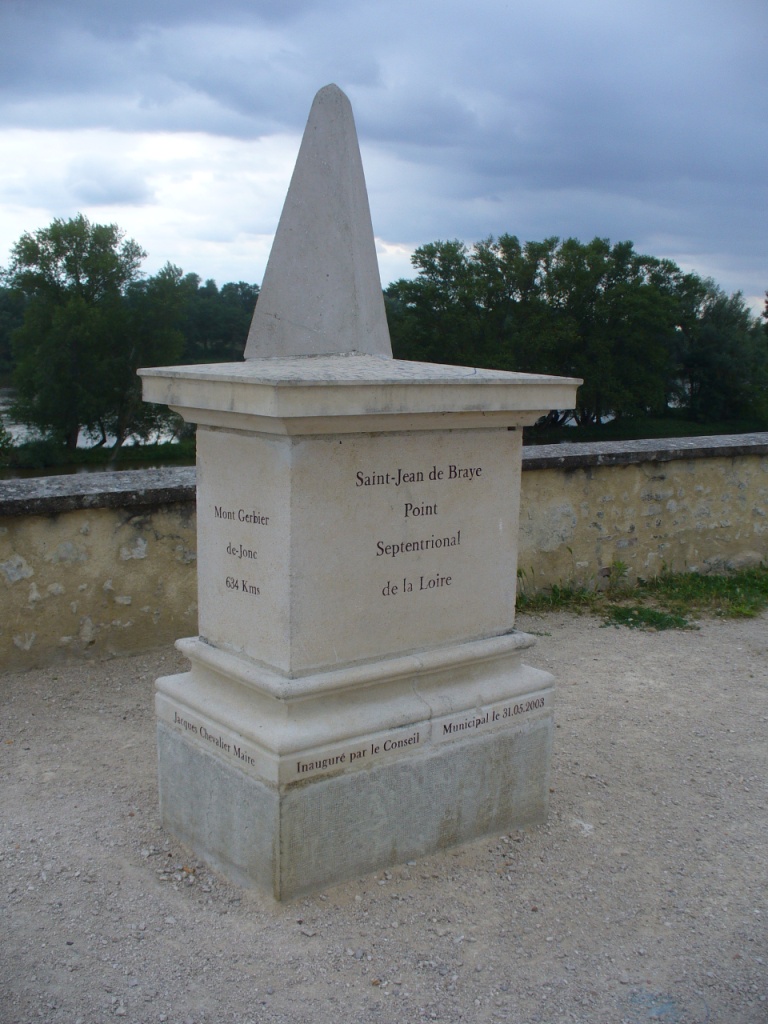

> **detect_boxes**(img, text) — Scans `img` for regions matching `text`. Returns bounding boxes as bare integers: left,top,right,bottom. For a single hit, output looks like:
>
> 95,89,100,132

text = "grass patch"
638,568,768,619
516,581,599,613
517,564,768,630
604,605,691,631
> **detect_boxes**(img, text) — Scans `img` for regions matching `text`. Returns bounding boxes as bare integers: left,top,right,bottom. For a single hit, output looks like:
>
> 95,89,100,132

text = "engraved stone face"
195,425,521,673
196,428,290,670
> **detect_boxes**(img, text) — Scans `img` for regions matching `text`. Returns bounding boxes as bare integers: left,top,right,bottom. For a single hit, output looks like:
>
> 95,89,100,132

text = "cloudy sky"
1,0,766,310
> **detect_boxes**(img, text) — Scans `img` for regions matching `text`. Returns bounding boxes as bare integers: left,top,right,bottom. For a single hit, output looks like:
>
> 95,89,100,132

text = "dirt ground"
2,610,766,1024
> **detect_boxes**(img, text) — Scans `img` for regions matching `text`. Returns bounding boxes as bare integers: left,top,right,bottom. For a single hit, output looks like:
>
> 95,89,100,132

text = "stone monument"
140,84,580,899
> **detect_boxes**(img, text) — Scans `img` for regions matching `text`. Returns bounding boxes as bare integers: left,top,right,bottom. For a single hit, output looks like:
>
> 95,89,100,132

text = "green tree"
386,234,767,429
178,276,259,363
671,280,767,423
101,262,187,446
4,214,183,449
526,237,680,425
0,286,26,381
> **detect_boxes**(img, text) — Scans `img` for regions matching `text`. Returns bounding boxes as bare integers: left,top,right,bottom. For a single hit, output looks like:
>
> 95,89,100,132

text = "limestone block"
195,425,522,673
156,632,553,898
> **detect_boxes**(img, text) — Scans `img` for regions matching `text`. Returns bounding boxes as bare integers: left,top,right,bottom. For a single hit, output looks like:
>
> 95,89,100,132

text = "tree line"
386,236,768,429
0,214,258,450
1,216,766,456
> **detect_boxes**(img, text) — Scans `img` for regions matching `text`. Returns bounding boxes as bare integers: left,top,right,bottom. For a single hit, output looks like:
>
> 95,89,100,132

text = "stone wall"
519,434,768,593
0,470,197,672
1,435,766,670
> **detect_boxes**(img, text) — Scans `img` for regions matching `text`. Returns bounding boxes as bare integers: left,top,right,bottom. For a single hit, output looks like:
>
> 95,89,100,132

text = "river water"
0,388,29,444
0,388,193,479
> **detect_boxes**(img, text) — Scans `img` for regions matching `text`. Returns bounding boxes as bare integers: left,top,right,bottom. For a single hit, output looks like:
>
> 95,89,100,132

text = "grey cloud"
0,0,351,133
0,149,153,212
64,161,153,207
0,0,766,301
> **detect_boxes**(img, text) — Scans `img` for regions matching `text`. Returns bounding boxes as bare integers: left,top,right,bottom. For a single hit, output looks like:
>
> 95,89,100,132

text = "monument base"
156,632,554,899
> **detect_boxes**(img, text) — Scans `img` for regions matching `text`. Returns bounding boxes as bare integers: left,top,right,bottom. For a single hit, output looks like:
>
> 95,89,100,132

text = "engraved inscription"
165,687,547,784
174,711,198,734
356,468,424,487
168,706,425,781
448,464,482,481
355,458,486,600
296,730,421,776
169,709,259,770
382,574,452,596
213,503,270,597
441,697,547,735
214,505,271,525
355,464,483,487
225,576,261,596
227,542,258,560
232,745,256,767
376,530,460,558
404,502,437,517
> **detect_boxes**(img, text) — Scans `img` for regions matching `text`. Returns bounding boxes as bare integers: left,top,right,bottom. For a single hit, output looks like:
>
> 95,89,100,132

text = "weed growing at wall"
638,567,768,619
517,564,768,630
604,606,692,630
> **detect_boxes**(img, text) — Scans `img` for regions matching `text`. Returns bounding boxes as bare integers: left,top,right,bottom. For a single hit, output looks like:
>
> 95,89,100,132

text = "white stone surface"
140,358,577,894
139,354,581,435
243,84,392,359
139,82,581,898
157,715,553,898
195,425,523,673
156,633,554,898
158,630,549,782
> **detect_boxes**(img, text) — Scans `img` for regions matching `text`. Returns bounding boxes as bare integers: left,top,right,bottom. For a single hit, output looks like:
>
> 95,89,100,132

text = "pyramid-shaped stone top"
244,84,393,359
141,85,581,429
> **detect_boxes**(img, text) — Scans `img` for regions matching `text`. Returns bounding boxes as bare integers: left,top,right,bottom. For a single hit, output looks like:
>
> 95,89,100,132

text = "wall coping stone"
522,432,768,470
1,433,767,515
0,467,196,517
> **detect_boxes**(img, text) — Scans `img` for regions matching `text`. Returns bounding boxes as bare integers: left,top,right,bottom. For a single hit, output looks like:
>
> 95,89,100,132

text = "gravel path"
2,611,767,1024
